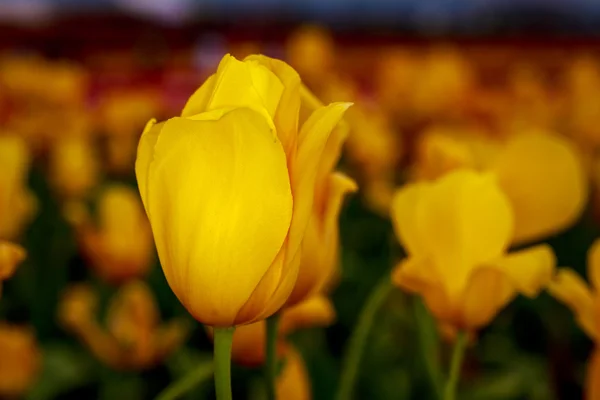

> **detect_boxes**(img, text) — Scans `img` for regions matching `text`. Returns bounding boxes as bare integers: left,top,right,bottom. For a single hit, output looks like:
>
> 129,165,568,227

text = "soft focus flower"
76,185,153,285
49,136,100,200
492,131,588,243
547,239,600,400
0,324,41,397
99,89,162,173
0,135,37,239
136,54,351,327
286,25,335,87
391,169,556,332
276,347,312,400
412,129,588,244
59,281,189,370
0,240,26,297
374,49,419,116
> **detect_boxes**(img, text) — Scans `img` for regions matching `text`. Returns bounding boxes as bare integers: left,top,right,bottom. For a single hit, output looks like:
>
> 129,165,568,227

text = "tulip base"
213,326,236,400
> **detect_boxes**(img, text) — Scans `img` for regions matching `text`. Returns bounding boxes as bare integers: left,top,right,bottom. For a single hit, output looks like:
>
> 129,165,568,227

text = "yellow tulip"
0,324,40,397
286,25,335,87
276,346,312,400
0,135,37,239
49,136,100,200
0,240,26,298
136,54,351,327
391,169,555,332
411,129,588,244
78,185,153,284
492,131,588,244
59,281,190,370
547,239,600,400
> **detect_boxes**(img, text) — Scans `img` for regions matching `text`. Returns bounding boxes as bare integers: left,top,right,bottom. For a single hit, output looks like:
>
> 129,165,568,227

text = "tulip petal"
390,182,430,256
588,239,600,292
547,269,597,339
203,54,284,123
180,74,216,117
0,241,25,281
461,266,516,329
276,347,312,400
147,108,293,326
586,349,600,400
392,258,454,323
135,118,161,217
279,295,336,335
420,170,514,297
488,244,556,297
286,173,357,306
493,132,588,244
286,103,352,271
244,55,302,158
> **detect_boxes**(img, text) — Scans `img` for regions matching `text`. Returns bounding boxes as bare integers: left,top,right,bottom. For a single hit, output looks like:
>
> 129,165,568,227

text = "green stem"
413,299,443,399
213,327,235,400
265,314,280,400
156,360,214,400
443,331,468,400
336,275,394,400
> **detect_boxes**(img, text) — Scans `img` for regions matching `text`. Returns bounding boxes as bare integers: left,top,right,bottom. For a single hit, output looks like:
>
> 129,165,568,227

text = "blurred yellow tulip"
59,281,190,370
412,129,588,244
77,185,153,285
0,240,26,298
286,25,335,87
276,346,312,400
492,131,588,244
391,169,556,332
49,136,100,200
0,324,40,397
136,54,351,327
547,239,600,400
0,135,37,239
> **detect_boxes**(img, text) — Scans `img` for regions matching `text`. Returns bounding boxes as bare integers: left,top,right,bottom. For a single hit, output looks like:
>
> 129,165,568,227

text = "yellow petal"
460,267,516,329
280,295,336,335
286,173,357,307
547,269,596,339
204,54,284,122
0,324,40,397
390,182,431,256
588,239,600,292
493,132,588,244
488,244,556,297
244,55,302,158
135,119,160,216
586,348,600,400
276,347,312,400
418,170,514,297
392,258,454,323
145,108,293,326
286,103,352,275
0,241,25,281
180,74,216,117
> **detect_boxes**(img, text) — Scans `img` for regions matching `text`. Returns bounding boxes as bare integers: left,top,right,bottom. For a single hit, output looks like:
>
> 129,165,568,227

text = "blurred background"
1,0,600,399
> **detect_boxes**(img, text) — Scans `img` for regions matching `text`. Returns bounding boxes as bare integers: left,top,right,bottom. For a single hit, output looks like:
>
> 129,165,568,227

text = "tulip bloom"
0,135,37,239
136,54,351,327
412,130,588,244
391,169,555,332
0,240,26,298
0,324,40,397
59,281,189,370
77,185,153,284
49,136,100,200
548,239,600,400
